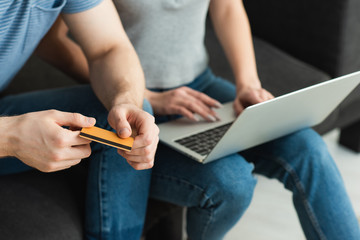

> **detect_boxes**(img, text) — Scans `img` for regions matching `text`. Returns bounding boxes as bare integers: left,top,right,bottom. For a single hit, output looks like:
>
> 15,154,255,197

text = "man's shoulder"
62,0,104,14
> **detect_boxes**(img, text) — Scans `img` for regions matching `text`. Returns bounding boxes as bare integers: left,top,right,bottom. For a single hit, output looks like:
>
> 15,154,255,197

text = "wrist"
144,89,157,105
110,91,143,110
0,116,17,157
236,75,262,93
144,89,152,101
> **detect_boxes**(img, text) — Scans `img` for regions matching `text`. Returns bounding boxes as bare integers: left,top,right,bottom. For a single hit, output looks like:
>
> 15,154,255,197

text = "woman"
112,0,360,239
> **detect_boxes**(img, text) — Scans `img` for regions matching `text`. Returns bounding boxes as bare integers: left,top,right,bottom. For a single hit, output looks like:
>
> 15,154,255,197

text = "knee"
208,165,257,213
296,129,331,162
290,129,336,174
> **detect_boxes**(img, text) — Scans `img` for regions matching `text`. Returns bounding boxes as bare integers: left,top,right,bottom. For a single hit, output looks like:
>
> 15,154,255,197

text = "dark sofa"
1,0,360,239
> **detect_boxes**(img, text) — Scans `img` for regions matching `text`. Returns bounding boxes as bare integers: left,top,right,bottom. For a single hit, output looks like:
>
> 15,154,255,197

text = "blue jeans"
0,85,152,240
149,68,360,240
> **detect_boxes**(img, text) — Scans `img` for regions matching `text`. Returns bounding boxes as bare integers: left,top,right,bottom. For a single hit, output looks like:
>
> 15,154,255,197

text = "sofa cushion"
0,166,86,240
0,162,184,240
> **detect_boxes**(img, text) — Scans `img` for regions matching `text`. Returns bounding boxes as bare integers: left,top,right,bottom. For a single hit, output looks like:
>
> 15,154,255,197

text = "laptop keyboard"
174,123,232,156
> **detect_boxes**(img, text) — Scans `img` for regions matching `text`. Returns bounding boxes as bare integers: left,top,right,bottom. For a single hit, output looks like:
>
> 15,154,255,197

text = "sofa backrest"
244,0,360,77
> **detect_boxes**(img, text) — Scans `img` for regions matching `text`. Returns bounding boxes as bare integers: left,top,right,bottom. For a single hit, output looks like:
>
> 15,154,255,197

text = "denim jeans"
149,68,360,240
0,85,152,240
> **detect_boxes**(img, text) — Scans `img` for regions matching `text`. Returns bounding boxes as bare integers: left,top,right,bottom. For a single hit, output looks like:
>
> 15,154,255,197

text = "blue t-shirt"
0,0,103,91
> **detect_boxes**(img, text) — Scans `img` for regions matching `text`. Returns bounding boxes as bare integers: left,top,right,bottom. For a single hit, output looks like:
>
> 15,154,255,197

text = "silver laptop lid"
205,71,360,162
158,71,360,163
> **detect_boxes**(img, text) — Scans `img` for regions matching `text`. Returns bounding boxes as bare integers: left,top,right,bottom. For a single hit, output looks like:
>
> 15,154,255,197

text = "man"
0,0,159,239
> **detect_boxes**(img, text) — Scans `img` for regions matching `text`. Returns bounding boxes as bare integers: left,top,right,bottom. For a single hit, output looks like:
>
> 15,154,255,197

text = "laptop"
158,71,360,164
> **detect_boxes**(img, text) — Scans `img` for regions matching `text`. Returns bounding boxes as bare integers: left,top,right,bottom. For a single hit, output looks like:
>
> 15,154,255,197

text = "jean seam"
201,207,214,240
99,153,106,240
95,118,111,240
151,173,215,239
251,152,327,240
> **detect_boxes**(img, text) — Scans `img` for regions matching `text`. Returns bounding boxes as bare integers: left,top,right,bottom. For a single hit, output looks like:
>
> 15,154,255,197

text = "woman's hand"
146,87,222,122
233,86,274,115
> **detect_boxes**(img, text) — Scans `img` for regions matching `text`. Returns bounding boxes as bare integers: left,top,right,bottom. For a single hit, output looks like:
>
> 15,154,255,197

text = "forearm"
35,17,90,83
89,43,145,110
37,37,89,83
0,116,15,158
209,1,261,90
61,0,145,110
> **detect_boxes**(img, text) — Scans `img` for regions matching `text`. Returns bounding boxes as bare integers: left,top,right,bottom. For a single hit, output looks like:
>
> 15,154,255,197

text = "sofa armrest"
243,0,360,77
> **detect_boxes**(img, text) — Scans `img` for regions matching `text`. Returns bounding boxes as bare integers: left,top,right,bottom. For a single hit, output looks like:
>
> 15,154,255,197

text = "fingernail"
193,115,201,122
211,108,221,120
87,117,96,125
119,128,131,136
215,102,223,108
208,115,217,122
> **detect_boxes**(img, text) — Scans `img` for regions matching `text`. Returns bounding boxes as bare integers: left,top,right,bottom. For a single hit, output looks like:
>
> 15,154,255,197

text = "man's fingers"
108,104,159,171
39,159,82,173
121,152,153,164
118,149,155,170
67,144,92,160
118,133,158,171
127,160,154,170
122,138,157,157
54,111,96,128
49,144,92,162
54,128,92,147
108,108,133,138
116,120,132,138
133,111,158,137
40,144,91,172
132,133,159,150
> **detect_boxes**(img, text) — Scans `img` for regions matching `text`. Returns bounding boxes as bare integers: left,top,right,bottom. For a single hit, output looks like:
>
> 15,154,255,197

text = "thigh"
150,142,256,207
241,128,335,184
0,157,33,176
0,85,109,126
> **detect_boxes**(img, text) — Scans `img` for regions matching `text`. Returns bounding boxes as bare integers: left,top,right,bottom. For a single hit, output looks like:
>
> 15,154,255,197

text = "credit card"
80,126,134,151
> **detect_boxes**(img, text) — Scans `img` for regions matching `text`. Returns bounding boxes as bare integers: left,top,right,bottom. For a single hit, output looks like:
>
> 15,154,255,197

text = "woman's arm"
35,17,90,84
209,0,273,114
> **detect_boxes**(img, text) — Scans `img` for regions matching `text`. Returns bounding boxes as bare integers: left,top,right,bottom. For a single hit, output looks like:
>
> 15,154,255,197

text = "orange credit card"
80,126,134,151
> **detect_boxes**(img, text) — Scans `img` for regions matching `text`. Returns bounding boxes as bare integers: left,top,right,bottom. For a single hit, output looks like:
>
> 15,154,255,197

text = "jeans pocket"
22,0,67,53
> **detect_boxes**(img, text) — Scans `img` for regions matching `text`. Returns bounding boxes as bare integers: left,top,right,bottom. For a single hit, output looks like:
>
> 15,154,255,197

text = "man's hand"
108,104,159,170
234,86,274,115
3,110,96,172
146,87,222,122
